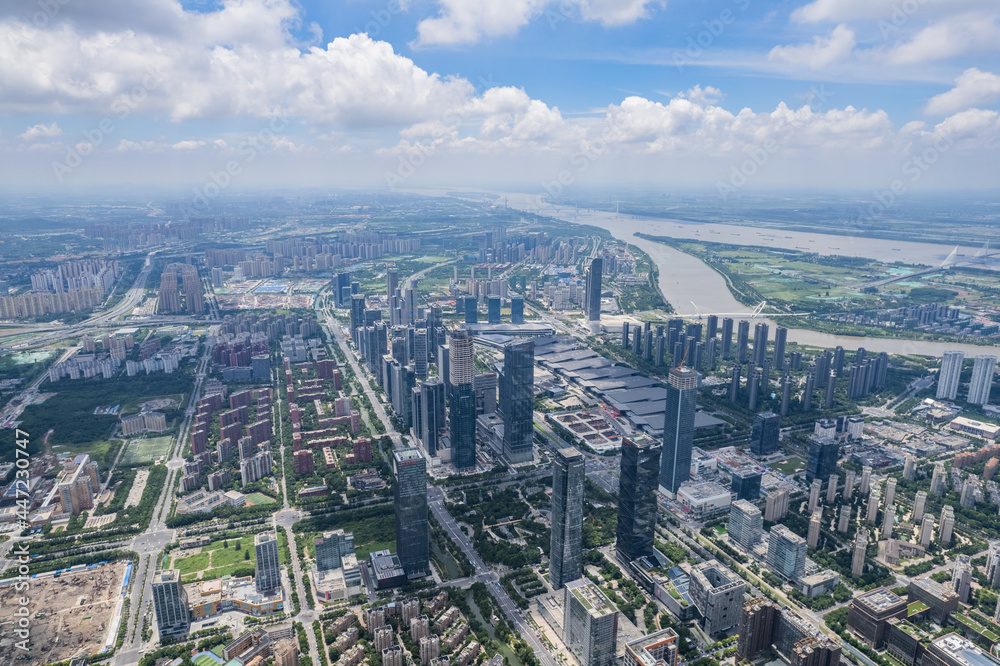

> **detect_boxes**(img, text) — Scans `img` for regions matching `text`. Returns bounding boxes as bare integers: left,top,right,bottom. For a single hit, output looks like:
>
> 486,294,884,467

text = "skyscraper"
729,500,763,550
805,437,840,484
937,351,965,400
616,436,662,563
551,447,585,589
851,531,867,577
659,366,698,497
181,267,205,315
499,340,535,463
766,525,806,582
721,317,734,359
564,579,618,666
158,271,181,314
969,355,997,405
750,411,780,457
255,530,281,592
773,327,787,370
152,569,190,637
488,296,501,324
731,467,762,501
510,296,524,324
350,293,366,341
464,296,478,324
387,269,399,298
315,529,355,572
585,257,603,322
753,323,769,366
449,328,477,470
394,448,429,579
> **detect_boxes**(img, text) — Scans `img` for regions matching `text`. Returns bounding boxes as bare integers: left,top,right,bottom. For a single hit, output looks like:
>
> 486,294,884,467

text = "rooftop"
856,587,907,613
566,579,616,615
931,633,1000,666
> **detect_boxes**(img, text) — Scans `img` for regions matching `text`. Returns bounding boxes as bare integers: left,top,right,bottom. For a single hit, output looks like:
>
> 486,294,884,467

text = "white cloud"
933,108,1000,141
792,0,992,23
172,140,206,150
17,122,62,141
411,0,666,47
576,0,667,27
413,0,548,47
925,68,1000,115
768,24,856,69
887,12,1000,65
682,85,723,106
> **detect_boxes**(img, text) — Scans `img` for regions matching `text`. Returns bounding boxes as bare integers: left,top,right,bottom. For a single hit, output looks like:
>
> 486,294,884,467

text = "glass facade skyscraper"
394,448,429,579
585,257,603,322
499,340,535,464
254,530,281,592
616,436,662,562
550,447,585,589
449,328,477,470
750,411,780,457
805,437,840,483
660,366,698,496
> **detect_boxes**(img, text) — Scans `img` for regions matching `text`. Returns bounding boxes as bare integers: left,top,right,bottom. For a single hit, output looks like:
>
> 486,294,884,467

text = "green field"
771,456,804,476
172,535,258,581
245,492,276,506
120,436,174,465
194,655,220,666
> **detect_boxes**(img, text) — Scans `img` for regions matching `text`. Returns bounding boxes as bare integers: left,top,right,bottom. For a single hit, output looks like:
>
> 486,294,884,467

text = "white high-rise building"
969,355,997,405
937,351,964,400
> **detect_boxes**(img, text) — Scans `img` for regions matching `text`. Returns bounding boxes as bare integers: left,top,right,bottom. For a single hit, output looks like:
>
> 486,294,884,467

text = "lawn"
356,540,394,561
203,535,254,551
175,552,210,576
771,457,804,475
211,545,255,568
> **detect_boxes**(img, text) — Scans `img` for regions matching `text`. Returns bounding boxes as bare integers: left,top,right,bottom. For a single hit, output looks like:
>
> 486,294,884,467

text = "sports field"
245,492,277,506
120,435,173,464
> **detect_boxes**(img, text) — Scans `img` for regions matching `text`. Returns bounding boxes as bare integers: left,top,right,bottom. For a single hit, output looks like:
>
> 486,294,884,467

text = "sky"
1,0,999,198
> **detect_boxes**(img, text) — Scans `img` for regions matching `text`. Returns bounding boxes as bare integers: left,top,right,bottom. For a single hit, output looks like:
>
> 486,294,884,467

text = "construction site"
0,562,126,665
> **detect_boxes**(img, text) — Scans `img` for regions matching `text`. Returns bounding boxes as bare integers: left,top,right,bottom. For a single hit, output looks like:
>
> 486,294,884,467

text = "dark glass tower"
449,328,477,470
731,467,763,501
805,437,840,483
499,340,535,463
510,296,524,324
660,366,698,496
393,448,429,578
488,296,502,324
585,257,603,322
464,296,478,324
750,410,781,457
616,436,662,563
550,447,585,589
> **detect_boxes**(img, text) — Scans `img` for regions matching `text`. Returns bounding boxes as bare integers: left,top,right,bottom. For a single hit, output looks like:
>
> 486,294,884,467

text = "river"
502,193,1000,359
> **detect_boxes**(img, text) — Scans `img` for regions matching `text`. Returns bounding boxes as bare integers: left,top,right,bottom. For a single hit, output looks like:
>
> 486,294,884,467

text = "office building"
510,296,524,324
564,579,618,666
585,258,603,322
616,436,662,563
969,355,997,405
937,351,964,400
394,449,429,579
767,525,807,582
737,598,781,661
487,296,501,324
847,588,908,648
152,569,190,637
729,500,763,550
750,411,780,457
551,447,585,589
255,531,281,593
315,529,355,572
449,328,477,470
464,296,478,324
908,577,959,624
499,340,535,463
765,489,790,522
731,467,762,501
806,437,839,484
624,629,678,666
688,560,746,635
924,634,1000,666
659,366,698,497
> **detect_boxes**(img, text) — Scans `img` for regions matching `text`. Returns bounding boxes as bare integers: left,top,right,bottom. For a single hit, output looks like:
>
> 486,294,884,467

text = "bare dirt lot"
0,562,126,665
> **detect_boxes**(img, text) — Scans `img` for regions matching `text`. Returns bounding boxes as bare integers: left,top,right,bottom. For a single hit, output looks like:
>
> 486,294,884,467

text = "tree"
223,539,228,549
244,550,250,561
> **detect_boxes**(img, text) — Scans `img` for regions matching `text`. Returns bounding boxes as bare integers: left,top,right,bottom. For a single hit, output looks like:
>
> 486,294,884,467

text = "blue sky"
1,0,999,194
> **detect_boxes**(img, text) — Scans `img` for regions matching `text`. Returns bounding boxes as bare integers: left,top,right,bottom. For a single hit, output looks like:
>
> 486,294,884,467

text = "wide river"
504,193,1000,359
